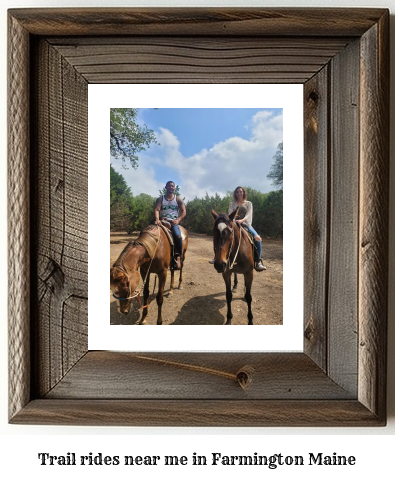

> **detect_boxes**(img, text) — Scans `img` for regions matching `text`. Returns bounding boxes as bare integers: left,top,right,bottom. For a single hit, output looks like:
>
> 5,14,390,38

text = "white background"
89,83,303,351
1,0,395,476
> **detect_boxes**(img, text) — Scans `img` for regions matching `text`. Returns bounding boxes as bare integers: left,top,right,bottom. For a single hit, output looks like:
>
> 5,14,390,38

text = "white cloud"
117,110,283,202
177,111,283,200
112,161,162,199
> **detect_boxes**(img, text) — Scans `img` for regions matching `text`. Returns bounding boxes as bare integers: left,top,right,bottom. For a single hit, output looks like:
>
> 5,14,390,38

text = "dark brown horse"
211,209,254,325
110,224,188,324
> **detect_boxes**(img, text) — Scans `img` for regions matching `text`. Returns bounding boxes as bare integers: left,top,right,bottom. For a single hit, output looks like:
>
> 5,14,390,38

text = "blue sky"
111,108,283,202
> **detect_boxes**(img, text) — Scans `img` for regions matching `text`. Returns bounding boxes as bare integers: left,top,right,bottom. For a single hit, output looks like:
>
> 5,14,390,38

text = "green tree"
110,165,157,232
110,108,158,168
159,184,181,196
267,142,283,189
184,192,232,235
184,187,283,238
110,165,133,231
130,193,157,232
261,190,283,237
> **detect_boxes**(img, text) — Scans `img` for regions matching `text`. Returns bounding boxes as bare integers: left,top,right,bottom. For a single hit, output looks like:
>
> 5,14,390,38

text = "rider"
209,187,266,271
154,181,186,270
229,186,266,272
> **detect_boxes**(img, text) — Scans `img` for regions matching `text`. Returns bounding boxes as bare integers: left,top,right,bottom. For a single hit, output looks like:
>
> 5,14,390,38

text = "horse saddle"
240,224,259,262
159,221,186,270
159,220,187,245
240,223,255,245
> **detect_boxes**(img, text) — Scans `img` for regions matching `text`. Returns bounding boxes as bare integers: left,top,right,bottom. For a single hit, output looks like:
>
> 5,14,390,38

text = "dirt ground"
110,231,283,326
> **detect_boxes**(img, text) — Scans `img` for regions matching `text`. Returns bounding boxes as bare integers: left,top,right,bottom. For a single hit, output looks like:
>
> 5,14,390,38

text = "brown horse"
211,208,254,325
110,224,188,324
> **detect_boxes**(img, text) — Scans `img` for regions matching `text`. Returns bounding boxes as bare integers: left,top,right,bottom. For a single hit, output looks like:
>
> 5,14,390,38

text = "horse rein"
229,222,242,270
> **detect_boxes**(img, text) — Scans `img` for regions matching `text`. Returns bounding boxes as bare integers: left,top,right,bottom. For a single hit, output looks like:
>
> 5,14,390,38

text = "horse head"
110,266,140,314
211,208,238,273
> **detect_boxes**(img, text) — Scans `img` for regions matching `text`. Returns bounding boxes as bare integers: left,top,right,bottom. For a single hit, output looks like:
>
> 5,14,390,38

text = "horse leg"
139,273,150,325
223,271,233,325
232,273,238,291
178,252,186,290
244,271,254,325
156,270,167,325
168,269,175,296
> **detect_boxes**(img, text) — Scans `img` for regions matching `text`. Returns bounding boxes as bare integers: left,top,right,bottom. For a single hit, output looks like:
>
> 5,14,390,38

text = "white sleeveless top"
160,195,179,221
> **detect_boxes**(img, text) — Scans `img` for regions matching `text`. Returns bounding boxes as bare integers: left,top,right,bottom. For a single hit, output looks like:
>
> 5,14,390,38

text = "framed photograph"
8,8,389,426
90,84,303,350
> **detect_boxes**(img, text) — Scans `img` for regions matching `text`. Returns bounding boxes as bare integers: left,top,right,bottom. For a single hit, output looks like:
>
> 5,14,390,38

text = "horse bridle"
217,220,241,271
111,229,160,309
111,265,141,302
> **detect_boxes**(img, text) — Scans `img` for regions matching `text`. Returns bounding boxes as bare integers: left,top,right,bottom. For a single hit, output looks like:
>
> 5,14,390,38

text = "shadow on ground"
110,291,249,325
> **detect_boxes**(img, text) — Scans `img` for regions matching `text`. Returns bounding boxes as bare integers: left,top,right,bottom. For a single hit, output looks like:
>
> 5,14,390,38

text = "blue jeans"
247,225,261,261
171,224,182,256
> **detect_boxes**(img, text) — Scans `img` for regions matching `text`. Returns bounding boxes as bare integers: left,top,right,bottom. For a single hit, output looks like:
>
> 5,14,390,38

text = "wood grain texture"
8,13,31,421
358,12,389,420
46,352,354,400
8,8,387,37
49,37,350,84
327,39,359,396
7,8,389,426
31,39,88,397
303,68,329,370
11,399,383,427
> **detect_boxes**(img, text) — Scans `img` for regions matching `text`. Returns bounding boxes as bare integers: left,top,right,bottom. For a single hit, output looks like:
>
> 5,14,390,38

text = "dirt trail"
110,231,282,325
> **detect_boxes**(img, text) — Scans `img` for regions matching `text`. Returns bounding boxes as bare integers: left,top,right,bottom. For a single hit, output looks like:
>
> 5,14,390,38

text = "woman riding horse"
228,186,266,271
211,208,254,325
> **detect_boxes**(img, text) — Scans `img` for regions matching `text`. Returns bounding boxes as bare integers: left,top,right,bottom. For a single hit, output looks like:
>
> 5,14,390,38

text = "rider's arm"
175,197,186,224
243,201,253,226
154,197,162,224
229,201,246,224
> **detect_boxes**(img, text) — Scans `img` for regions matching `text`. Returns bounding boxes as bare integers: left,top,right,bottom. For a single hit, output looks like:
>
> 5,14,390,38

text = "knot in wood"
308,91,319,103
236,365,254,390
304,321,314,341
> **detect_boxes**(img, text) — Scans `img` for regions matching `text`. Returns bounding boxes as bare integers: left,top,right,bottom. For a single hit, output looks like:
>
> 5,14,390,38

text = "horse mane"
112,225,158,270
112,241,137,269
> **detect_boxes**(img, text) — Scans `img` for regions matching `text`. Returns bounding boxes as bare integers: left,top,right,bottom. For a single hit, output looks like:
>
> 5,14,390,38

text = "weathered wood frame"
8,8,389,426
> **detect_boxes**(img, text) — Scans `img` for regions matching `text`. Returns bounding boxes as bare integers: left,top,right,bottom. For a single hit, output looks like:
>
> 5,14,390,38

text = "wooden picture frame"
8,8,389,426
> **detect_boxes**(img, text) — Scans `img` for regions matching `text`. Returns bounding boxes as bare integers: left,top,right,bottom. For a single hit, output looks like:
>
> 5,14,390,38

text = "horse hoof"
167,290,173,296
178,285,183,290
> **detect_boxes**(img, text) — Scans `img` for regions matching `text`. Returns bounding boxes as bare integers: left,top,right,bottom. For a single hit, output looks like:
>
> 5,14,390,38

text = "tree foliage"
110,166,133,231
110,165,156,233
159,184,181,196
110,108,157,169
183,193,231,236
184,188,283,238
110,168,283,238
267,142,283,189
